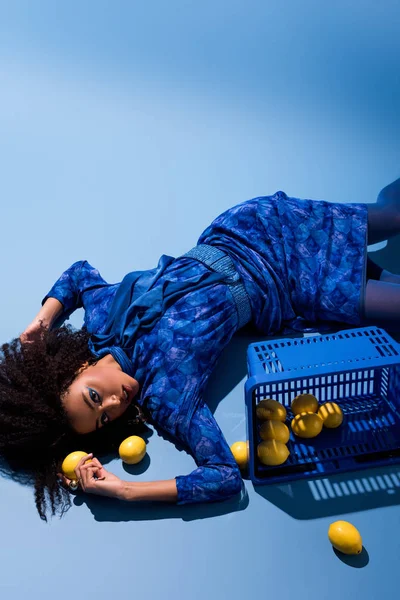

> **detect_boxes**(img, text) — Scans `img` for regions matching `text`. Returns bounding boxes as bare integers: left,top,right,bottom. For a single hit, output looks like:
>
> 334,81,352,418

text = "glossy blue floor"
1,3,399,599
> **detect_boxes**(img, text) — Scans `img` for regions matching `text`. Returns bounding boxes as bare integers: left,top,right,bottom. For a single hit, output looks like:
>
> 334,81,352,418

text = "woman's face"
61,354,140,434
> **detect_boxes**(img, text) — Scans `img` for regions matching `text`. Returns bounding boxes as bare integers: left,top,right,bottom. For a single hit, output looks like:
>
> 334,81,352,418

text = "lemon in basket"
318,402,344,428
256,399,287,422
257,440,290,466
119,436,146,464
328,521,362,555
259,420,290,444
291,393,319,416
230,441,249,470
291,412,323,438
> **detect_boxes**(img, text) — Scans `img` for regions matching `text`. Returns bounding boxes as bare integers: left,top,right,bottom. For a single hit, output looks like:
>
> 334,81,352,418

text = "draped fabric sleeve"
174,393,243,504
41,260,112,329
143,385,243,505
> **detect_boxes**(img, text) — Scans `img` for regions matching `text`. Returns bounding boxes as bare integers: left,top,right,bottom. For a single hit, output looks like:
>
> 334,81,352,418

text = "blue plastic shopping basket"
245,326,400,485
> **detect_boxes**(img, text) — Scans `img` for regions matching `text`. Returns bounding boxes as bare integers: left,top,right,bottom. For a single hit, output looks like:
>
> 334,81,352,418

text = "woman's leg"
366,256,384,281
367,177,400,245
363,279,400,332
361,179,400,330
367,256,400,284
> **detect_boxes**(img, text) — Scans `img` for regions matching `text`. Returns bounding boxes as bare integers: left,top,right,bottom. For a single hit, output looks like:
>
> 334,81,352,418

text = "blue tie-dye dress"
43,191,368,504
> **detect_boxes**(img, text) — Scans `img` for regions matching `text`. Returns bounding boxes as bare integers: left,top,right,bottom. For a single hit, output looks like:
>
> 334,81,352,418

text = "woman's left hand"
58,454,125,499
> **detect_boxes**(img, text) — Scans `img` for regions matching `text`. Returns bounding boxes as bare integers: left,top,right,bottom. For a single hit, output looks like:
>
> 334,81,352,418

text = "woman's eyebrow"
81,392,100,430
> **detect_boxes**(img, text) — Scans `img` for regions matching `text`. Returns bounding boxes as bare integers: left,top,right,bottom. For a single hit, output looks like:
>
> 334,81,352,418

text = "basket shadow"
252,464,400,520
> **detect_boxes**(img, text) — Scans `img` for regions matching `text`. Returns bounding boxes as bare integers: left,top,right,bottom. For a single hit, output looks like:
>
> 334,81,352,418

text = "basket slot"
254,368,379,407
249,326,400,376
258,462,318,477
355,447,400,464
253,345,284,374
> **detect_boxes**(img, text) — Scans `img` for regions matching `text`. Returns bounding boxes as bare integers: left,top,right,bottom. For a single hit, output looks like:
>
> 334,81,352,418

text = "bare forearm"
35,297,63,328
121,479,178,502
21,297,64,342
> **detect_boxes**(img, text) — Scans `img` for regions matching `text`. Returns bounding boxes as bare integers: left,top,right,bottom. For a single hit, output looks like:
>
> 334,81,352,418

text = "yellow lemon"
328,521,363,555
257,440,290,466
230,441,249,470
256,399,287,422
62,451,92,480
291,393,319,416
259,420,290,444
318,402,344,428
291,412,323,438
119,435,147,465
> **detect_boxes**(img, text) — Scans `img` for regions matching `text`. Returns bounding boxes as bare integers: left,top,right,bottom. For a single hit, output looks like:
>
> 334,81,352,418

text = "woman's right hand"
20,298,63,344
58,454,126,500
20,319,47,344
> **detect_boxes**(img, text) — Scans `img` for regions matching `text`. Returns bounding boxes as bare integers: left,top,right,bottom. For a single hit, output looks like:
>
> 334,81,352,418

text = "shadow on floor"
333,546,370,568
73,482,250,522
251,463,400,520
73,462,400,523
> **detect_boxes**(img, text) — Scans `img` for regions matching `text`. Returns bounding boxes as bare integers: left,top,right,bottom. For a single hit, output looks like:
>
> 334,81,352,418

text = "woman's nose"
104,395,122,412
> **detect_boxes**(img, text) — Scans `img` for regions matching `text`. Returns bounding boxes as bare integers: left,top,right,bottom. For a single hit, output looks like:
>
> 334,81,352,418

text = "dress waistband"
182,244,252,329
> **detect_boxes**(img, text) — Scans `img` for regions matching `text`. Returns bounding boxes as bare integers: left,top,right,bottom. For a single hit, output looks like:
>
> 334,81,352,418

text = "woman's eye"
88,388,100,403
101,413,109,427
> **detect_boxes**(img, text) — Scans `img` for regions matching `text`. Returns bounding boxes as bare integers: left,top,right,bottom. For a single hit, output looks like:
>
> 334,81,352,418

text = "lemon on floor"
230,441,249,470
259,419,290,444
119,436,147,465
291,412,323,438
328,521,362,555
256,399,287,422
291,393,319,415
318,402,344,428
257,440,290,466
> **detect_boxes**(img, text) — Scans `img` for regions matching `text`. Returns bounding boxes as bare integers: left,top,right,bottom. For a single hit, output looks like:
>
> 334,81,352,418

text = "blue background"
0,2,399,599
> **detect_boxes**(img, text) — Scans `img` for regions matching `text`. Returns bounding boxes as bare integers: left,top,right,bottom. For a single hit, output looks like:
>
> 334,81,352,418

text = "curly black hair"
0,324,148,522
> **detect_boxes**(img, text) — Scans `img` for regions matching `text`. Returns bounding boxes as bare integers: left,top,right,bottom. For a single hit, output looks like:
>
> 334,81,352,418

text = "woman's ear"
75,360,90,376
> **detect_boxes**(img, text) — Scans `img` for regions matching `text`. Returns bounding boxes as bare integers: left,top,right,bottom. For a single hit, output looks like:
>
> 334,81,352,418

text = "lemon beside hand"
328,521,362,555
230,441,249,470
119,436,147,465
62,451,92,480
